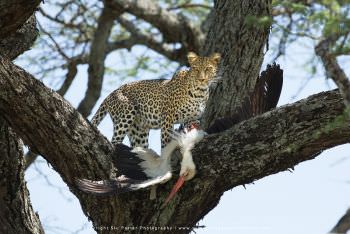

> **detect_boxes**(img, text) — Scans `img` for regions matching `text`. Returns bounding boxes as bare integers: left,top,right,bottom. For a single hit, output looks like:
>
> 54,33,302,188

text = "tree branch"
0,116,44,233
315,36,350,108
117,16,187,64
330,208,350,234
108,0,204,52
0,15,38,60
0,0,41,38
0,55,349,230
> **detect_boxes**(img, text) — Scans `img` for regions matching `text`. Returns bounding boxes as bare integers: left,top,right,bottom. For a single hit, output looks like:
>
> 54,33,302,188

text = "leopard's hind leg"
128,123,149,148
110,104,137,146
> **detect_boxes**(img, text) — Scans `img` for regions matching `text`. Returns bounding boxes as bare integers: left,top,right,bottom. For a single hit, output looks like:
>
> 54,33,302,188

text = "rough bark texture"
0,15,38,60
0,2,43,232
0,0,41,38
0,55,349,233
0,116,44,234
202,0,271,128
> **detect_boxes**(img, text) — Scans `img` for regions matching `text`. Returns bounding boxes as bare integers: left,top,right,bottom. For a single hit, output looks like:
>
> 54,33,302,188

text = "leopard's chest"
170,90,209,123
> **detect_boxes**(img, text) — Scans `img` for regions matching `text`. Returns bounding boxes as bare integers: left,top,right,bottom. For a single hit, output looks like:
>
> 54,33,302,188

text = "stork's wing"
75,172,172,195
112,144,149,181
206,63,283,134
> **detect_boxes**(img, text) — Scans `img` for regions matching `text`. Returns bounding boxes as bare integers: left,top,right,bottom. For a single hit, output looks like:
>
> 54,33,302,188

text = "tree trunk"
0,117,44,234
202,0,271,128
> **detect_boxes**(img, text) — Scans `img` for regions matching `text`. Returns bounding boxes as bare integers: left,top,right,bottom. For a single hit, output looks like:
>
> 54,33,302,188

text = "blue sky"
20,20,350,234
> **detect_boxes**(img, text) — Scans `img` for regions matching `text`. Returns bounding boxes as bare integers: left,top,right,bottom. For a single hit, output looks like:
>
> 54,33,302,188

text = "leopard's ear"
187,52,198,65
210,53,221,65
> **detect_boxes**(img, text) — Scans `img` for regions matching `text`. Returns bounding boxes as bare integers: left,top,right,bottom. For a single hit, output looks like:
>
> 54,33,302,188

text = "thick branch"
24,59,78,169
0,117,44,233
0,56,125,228
0,57,113,183
0,0,41,38
0,55,349,231
0,15,38,60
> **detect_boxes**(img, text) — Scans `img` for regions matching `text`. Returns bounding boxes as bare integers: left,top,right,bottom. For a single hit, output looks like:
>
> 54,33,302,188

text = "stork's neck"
160,139,179,162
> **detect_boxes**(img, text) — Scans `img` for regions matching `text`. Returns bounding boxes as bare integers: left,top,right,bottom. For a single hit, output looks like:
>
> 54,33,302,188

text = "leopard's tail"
91,102,108,126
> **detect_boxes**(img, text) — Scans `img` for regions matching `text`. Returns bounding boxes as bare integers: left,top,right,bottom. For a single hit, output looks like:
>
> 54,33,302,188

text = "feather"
206,63,283,134
75,172,172,195
112,144,149,181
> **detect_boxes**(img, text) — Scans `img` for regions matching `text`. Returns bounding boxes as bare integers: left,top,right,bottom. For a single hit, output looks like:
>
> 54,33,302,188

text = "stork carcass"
76,124,206,199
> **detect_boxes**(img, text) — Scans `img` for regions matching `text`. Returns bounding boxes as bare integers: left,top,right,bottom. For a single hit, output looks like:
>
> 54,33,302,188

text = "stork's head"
162,123,206,208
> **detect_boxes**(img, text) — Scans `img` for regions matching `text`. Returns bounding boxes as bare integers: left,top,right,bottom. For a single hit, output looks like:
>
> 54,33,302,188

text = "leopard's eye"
205,67,214,73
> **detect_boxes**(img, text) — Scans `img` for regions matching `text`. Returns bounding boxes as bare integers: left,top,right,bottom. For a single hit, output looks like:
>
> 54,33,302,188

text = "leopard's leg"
161,116,173,149
129,123,149,148
110,105,135,146
111,118,128,145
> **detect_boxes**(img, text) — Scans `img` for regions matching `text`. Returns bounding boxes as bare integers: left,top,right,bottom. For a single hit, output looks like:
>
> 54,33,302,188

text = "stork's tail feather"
75,172,173,195
91,102,107,126
75,178,133,195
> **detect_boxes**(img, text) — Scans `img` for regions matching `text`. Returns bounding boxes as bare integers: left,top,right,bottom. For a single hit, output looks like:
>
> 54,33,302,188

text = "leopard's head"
187,52,221,89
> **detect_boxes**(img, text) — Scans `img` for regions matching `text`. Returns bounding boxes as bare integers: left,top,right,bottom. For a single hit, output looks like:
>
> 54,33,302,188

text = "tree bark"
0,2,43,232
202,0,272,128
0,0,41,38
0,116,44,234
0,55,349,232
0,15,38,60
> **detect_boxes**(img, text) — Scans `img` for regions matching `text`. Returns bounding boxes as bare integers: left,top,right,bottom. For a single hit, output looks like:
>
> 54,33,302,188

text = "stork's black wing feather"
206,63,283,134
112,144,149,181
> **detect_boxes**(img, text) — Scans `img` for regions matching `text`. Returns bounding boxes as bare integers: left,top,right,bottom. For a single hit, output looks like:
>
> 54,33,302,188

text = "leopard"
91,52,220,149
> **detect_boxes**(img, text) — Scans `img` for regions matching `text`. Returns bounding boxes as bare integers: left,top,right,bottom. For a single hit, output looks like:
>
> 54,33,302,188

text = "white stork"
76,123,206,204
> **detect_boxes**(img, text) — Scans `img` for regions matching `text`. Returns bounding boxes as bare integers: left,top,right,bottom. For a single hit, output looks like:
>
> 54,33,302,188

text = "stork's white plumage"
76,124,205,198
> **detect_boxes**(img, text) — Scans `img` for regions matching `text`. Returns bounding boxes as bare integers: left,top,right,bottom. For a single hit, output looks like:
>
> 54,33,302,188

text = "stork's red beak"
161,175,185,208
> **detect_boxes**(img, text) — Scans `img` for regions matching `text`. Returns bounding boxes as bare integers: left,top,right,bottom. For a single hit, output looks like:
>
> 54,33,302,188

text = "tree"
0,0,349,233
